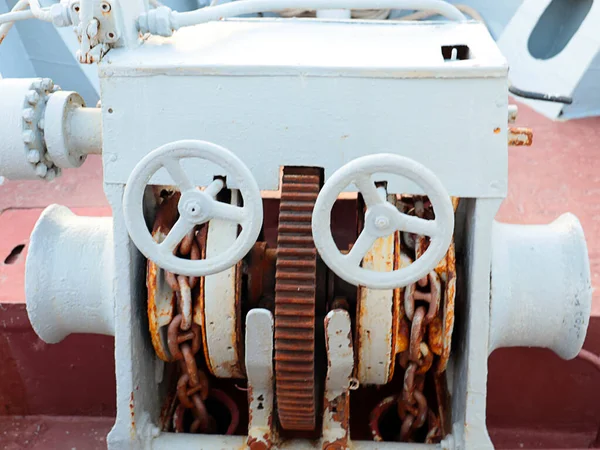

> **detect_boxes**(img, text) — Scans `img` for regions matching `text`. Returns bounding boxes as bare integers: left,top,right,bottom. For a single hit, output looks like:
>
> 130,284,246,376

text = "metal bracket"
322,308,355,450
69,0,121,63
246,309,276,450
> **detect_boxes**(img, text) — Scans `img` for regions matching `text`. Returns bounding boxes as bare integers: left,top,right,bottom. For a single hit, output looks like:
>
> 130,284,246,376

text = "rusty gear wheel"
274,167,322,431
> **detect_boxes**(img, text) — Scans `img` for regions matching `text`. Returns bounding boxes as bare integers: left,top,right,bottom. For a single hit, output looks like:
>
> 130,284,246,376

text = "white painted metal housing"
99,19,509,198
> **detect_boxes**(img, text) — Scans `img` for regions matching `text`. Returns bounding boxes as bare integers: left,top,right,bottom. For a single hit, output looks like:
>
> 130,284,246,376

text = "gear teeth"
274,167,322,432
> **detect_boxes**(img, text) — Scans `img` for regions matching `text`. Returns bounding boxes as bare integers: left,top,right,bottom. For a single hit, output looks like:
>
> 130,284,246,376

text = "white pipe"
0,0,52,44
0,0,29,42
168,0,466,30
0,9,34,24
69,107,103,155
28,0,53,21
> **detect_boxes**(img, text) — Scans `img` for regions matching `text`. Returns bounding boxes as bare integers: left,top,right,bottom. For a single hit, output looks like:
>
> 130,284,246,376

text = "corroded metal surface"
508,127,533,146
369,195,458,444
322,308,354,450
435,242,456,374
147,193,180,362
355,191,397,385
274,167,322,431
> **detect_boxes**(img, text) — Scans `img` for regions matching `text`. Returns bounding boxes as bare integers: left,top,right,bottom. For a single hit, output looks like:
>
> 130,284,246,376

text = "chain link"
149,195,215,434
165,225,218,434
396,197,444,442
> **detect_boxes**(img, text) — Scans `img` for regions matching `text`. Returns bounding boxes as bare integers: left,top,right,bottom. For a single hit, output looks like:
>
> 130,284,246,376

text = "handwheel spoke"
204,179,225,198
211,201,245,224
354,175,384,207
159,217,194,253
396,212,438,237
163,158,194,192
345,230,378,267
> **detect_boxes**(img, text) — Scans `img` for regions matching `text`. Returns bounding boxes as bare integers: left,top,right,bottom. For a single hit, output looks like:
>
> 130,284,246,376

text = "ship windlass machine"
0,1,592,449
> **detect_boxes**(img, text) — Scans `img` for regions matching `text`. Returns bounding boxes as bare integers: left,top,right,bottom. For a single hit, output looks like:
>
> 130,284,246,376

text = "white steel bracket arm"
123,140,263,277
138,0,466,36
312,153,454,290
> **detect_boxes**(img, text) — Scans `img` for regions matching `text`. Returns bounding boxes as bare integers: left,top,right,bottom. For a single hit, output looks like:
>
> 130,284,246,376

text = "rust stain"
428,316,443,356
508,127,533,146
248,437,270,450
147,193,180,361
147,258,175,362
395,318,410,355
232,260,245,377
437,243,456,374
129,391,135,431
388,231,403,381
323,392,350,450
451,197,460,212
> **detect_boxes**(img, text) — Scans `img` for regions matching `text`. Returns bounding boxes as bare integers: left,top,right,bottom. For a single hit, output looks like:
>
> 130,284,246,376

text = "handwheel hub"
366,204,397,237
179,190,211,224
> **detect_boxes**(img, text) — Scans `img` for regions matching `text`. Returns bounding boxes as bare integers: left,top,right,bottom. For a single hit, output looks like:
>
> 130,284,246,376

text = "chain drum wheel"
274,167,323,431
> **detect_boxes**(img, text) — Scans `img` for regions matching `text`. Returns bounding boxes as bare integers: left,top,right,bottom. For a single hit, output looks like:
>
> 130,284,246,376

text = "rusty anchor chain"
397,199,445,443
149,192,239,435
397,269,441,442
165,223,216,433
370,196,455,444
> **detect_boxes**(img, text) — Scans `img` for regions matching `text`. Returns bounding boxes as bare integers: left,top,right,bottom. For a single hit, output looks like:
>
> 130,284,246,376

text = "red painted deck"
0,101,598,449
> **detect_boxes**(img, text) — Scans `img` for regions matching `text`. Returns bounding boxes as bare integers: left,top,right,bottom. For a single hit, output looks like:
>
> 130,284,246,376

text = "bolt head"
26,90,40,105
27,149,41,163
22,130,36,144
22,108,34,122
41,78,54,92
35,163,48,177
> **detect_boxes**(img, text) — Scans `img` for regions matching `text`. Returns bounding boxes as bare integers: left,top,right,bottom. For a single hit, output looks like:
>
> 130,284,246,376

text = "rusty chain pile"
395,197,448,443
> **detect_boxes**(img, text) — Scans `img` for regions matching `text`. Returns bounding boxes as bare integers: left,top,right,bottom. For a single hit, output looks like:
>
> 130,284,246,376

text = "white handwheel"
312,154,454,290
123,140,263,277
